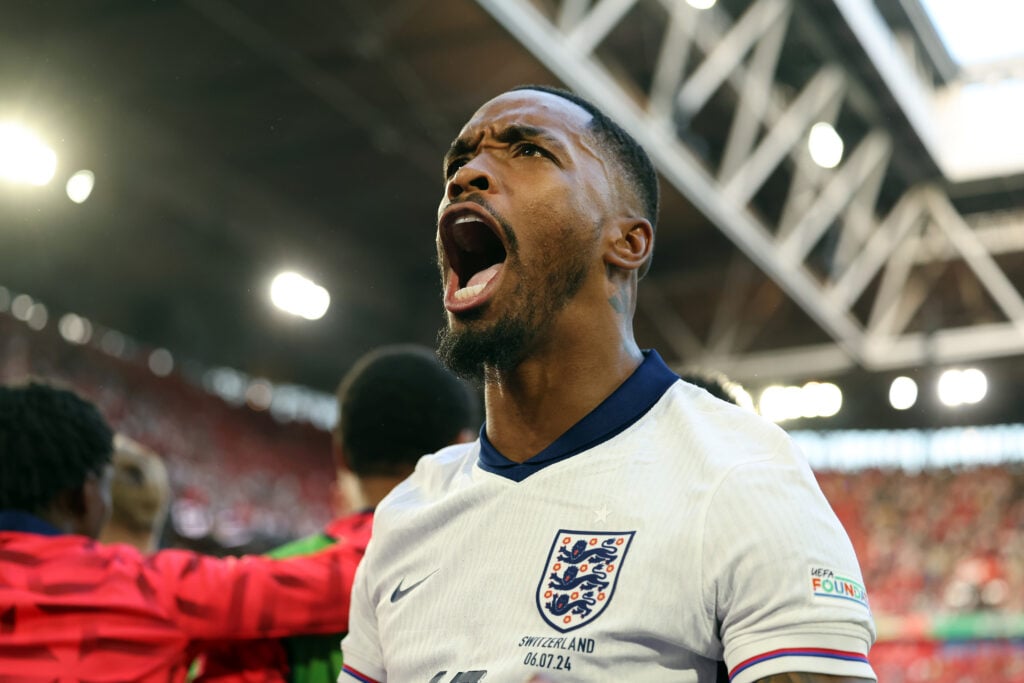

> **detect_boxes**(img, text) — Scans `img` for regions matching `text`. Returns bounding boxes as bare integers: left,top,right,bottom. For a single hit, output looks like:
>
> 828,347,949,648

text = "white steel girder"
474,0,1024,381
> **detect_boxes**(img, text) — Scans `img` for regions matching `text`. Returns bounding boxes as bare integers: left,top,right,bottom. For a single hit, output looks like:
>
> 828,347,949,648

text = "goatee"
436,314,532,382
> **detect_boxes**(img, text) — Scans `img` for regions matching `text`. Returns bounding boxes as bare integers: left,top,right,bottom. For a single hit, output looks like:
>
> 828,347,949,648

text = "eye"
445,157,468,179
514,142,548,158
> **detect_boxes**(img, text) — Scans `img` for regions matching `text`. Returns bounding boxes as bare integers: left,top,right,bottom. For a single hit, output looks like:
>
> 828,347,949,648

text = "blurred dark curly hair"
0,380,113,513
337,345,478,477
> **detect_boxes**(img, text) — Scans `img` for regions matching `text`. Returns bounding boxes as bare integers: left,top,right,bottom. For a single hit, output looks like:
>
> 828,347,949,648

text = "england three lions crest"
536,529,635,633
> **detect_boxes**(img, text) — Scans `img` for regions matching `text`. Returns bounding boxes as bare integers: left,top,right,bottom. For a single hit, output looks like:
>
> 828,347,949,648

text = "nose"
446,160,492,201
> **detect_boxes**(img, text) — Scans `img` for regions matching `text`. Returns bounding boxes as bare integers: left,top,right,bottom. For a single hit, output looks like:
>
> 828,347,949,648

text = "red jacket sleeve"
193,639,289,683
144,541,360,642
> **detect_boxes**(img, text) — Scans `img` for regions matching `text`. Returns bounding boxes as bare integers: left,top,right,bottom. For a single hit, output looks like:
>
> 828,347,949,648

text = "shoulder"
374,441,479,514
1,531,147,571
395,441,478,496
656,380,796,469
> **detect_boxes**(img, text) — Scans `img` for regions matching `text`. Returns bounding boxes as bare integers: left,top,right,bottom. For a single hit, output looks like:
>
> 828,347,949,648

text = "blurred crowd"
4,308,1024,680
818,464,1024,616
0,312,335,554
5,310,1023,613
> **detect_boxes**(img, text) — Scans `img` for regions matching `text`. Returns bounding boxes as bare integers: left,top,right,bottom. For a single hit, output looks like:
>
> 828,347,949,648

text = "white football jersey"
342,351,876,683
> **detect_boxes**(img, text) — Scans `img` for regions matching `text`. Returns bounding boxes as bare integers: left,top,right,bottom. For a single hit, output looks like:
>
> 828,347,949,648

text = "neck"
358,475,411,510
482,333,643,463
98,524,159,553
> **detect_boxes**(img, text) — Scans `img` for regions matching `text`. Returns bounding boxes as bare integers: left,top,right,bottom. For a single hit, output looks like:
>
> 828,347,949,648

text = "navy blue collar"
0,510,64,536
478,350,678,482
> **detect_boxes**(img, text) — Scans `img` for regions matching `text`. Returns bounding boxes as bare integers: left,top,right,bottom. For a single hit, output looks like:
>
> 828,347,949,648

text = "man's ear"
331,434,350,471
49,479,105,538
604,218,653,274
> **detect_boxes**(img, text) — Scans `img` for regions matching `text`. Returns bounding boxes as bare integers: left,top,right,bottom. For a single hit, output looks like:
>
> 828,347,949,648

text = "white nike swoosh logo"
390,569,439,603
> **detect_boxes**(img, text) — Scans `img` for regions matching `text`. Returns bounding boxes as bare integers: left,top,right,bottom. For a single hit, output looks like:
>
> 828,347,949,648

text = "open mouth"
441,210,508,301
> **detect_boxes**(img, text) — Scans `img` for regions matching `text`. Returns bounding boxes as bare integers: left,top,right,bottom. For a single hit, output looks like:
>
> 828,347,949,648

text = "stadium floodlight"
100,329,127,357
58,313,93,345
937,367,988,407
25,302,48,331
245,379,273,411
148,348,174,377
270,271,331,320
686,0,717,9
808,122,844,169
809,381,843,418
759,381,843,422
10,294,33,321
889,376,918,410
0,123,57,186
66,169,95,203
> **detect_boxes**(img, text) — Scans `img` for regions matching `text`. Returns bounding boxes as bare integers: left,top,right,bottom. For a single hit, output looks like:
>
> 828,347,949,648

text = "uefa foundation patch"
809,566,869,609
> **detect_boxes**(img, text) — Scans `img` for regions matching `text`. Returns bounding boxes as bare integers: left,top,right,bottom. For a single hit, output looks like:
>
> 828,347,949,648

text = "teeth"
453,214,480,225
454,284,485,300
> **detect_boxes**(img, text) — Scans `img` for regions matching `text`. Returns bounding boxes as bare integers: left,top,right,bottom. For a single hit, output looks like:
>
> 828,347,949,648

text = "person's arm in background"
753,676,873,682
146,539,360,644
192,530,347,683
192,640,289,683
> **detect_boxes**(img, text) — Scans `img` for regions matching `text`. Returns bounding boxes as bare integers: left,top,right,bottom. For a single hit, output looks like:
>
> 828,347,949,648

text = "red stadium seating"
4,309,1022,675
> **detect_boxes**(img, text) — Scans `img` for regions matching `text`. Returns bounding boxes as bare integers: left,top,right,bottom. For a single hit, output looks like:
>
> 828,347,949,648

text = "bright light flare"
58,313,93,345
686,0,717,9
938,367,987,407
889,376,918,410
759,381,843,422
0,123,57,185
270,271,330,320
808,122,844,169
245,379,273,411
149,348,174,377
66,170,95,203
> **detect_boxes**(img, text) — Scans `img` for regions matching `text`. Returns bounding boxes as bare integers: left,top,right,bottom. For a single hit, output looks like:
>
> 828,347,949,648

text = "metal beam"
476,0,1024,379
778,130,892,264
675,0,791,118
923,186,1024,323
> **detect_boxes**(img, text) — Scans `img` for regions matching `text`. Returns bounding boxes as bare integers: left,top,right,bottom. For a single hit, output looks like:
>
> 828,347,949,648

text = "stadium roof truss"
476,0,1024,382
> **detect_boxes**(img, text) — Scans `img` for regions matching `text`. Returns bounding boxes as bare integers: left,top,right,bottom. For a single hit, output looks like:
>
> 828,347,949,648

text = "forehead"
458,90,595,143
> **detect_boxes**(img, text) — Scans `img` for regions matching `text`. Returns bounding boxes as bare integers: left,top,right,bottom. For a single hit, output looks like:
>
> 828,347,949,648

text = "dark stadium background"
2,1,1022,680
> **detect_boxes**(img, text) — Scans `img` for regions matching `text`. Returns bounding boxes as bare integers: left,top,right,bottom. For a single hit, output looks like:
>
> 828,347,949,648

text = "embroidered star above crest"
593,505,611,522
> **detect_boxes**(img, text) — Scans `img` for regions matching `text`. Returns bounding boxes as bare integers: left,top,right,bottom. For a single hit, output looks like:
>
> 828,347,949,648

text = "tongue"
466,263,502,289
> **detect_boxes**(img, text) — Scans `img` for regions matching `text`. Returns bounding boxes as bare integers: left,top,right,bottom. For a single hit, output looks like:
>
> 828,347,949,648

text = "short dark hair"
679,368,744,406
0,381,114,512
513,84,660,275
337,345,478,477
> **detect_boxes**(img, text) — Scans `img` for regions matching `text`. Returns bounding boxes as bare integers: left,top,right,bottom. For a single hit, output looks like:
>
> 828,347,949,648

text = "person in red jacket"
196,344,479,683
0,379,362,683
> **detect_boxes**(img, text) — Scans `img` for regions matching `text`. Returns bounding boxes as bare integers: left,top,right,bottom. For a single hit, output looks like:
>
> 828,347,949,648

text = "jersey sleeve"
702,432,877,683
340,536,386,682
145,540,362,642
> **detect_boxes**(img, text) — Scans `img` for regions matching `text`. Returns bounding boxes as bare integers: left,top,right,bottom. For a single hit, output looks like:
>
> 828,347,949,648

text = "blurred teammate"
98,434,171,553
677,367,754,411
341,86,876,682
0,380,361,683
197,344,478,683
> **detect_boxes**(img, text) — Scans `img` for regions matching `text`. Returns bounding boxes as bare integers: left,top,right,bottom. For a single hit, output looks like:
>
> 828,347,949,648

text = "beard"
437,237,590,383
437,310,532,382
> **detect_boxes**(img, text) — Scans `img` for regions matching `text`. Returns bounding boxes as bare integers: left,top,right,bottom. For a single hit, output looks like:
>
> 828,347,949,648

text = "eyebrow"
443,124,565,173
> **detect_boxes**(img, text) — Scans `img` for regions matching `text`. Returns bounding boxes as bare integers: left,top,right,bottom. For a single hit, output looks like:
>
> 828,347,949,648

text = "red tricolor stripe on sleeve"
342,664,381,682
729,647,870,679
